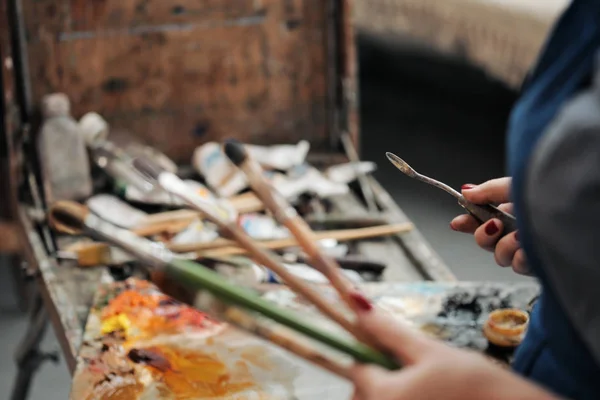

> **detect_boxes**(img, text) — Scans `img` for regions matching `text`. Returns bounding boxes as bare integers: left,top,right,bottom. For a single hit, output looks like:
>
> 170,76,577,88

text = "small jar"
483,308,529,348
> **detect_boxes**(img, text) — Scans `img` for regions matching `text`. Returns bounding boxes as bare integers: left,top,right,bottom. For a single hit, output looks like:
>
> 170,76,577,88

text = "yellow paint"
101,314,132,336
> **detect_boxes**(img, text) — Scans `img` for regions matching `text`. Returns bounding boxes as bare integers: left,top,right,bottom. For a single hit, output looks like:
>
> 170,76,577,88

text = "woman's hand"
449,177,530,275
348,293,559,400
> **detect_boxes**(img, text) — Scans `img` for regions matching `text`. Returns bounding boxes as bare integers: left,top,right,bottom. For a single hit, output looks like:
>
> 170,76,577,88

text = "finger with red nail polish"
349,292,373,312
474,219,504,252
485,220,499,235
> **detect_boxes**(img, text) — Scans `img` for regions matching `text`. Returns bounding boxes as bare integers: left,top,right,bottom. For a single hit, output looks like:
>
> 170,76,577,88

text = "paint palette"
70,278,351,400
264,281,539,358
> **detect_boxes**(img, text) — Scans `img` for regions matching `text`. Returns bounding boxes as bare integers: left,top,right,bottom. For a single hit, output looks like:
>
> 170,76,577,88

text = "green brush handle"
168,258,399,370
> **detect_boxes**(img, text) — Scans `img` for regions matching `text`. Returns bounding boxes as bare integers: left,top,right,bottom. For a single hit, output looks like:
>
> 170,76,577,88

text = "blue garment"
508,0,600,397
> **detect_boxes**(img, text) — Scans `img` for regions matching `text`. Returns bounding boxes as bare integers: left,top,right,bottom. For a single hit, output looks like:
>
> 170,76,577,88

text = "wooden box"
0,0,454,377
22,0,359,164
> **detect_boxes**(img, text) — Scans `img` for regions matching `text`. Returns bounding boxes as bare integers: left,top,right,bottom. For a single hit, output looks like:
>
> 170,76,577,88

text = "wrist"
472,365,560,400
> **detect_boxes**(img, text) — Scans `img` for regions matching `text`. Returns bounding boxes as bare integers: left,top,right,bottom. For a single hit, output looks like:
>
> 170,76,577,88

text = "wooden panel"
23,0,335,163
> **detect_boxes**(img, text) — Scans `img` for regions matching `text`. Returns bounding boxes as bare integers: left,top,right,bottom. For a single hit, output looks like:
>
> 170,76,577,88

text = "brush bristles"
132,156,164,181
223,139,248,166
48,201,89,235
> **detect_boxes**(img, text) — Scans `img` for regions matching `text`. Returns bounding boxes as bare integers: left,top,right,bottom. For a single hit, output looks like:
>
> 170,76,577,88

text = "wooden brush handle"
169,259,397,370
133,193,265,235
63,241,112,267
220,305,352,379
168,223,413,254
285,216,357,300
132,219,192,237
227,155,358,310
215,221,369,343
156,170,380,347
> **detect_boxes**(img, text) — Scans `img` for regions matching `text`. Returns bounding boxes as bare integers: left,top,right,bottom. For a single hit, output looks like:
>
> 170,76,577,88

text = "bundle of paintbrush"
89,141,410,342
48,201,398,378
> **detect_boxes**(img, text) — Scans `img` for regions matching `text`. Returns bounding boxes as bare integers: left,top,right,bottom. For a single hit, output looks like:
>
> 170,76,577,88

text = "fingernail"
450,223,457,231
349,292,373,312
485,221,499,235
461,184,476,190
514,232,519,242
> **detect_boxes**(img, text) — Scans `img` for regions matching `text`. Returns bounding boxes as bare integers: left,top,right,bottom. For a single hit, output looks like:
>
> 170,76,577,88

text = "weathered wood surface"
368,177,457,282
18,208,111,372
329,191,433,282
354,0,567,88
21,0,353,163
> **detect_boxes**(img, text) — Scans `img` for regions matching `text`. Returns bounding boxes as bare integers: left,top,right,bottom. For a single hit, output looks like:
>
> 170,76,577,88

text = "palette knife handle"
458,197,518,236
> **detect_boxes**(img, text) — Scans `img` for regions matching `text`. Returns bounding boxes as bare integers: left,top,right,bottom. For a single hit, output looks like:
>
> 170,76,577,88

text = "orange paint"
95,382,144,400
102,290,162,320
100,289,215,340
84,280,257,399
142,345,257,399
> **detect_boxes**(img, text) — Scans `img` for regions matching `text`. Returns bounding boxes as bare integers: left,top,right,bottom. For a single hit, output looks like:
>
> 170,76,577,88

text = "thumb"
462,177,511,205
349,292,441,364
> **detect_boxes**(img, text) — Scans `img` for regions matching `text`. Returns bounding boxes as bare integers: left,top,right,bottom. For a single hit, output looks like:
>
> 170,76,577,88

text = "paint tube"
266,263,363,284
193,142,248,198
284,164,350,199
325,161,377,184
80,112,178,174
215,260,363,286
315,240,349,258
79,112,109,147
116,179,238,221
238,213,290,240
245,140,310,170
124,142,178,174
86,194,148,229
193,141,310,197
170,220,220,246
215,262,269,286
119,179,212,206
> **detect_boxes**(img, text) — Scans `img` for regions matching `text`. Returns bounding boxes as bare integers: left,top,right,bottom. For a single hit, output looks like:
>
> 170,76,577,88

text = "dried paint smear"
70,278,286,399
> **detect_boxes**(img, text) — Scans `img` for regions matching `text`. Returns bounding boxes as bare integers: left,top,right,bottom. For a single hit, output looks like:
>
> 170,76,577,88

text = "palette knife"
386,152,517,235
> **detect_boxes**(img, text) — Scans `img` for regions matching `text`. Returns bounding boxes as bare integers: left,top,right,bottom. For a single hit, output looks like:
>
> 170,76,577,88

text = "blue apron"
508,1,600,398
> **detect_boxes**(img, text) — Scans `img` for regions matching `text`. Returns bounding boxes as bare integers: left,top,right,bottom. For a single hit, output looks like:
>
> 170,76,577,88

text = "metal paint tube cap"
41,93,70,118
79,112,110,146
483,308,529,347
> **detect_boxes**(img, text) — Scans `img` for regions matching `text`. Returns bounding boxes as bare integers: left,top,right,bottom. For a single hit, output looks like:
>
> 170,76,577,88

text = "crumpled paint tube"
193,141,312,198
86,194,148,229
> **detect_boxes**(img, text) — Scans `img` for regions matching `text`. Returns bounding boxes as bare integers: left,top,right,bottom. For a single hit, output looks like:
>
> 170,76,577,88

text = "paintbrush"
47,201,398,375
63,223,413,268
130,156,370,345
386,153,517,235
196,292,352,379
223,140,364,319
169,223,413,253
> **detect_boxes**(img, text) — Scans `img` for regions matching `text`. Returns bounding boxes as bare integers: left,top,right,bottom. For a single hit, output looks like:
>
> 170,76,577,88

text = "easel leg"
8,254,31,312
10,291,59,400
